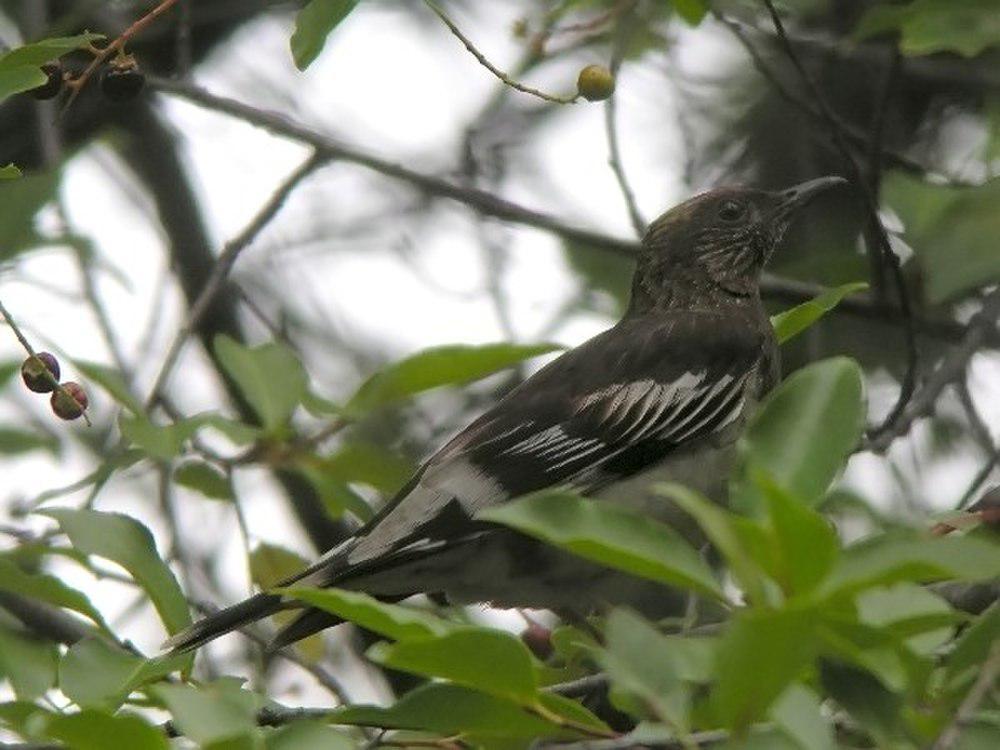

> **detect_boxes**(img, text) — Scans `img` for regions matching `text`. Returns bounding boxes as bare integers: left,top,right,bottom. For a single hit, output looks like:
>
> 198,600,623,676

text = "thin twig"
604,2,645,237
143,152,325,411
931,642,1000,750
424,0,577,105
758,0,919,440
865,288,1000,453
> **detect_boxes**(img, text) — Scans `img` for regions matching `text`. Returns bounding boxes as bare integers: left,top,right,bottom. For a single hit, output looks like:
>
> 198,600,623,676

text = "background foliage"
1,0,999,748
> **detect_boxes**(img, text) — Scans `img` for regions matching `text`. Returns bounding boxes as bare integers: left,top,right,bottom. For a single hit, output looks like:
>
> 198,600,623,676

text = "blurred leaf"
671,0,707,25
331,682,577,738
42,709,168,750
758,474,840,597
296,465,375,521
250,543,309,589
855,583,954,655
0,33,104,68
118,415,186,461
74,360,143,415
0,700,53,738
770,282,868,344
769,683,836,750
58,637,143,710
564,240,633,313
884,173,1000,302
480,491,725,600
855,0,1000,57
818,532,1000,598
174,461,233,501
315,441,415,494
945,601,1000,685
214,335,308,430
657,483,767,605
191,413,261,445
0,66,45,102
0,625,58,700
282,587,454,640
0,164,21,179
0,168,60,255
818,660,903,745
712,606,819,731
154,680,259,746
265,721,353,750
41,509,191,634
369,629,538,702
742,357,864,505
291,0,360,70
0,426,58,456
599,608,688,727
0,557,107,630
346,342,561,416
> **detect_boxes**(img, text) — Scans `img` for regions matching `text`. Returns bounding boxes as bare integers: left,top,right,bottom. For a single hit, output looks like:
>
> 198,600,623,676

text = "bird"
165,175,847,654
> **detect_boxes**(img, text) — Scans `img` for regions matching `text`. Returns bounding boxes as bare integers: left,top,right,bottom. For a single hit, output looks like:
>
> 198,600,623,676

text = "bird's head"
632,176,846,308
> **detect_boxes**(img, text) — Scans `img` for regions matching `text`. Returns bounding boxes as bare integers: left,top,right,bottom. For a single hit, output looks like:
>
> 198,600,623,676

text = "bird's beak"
775,176,848,213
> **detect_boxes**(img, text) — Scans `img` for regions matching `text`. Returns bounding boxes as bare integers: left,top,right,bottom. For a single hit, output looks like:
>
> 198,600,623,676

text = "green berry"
21,352,60,393
576,64,615,101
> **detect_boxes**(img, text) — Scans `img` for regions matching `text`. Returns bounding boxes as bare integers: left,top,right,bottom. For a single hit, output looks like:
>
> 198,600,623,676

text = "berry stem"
0,297,91,426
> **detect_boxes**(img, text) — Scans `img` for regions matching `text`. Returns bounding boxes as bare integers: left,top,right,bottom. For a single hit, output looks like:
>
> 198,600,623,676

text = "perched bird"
165,176,846,654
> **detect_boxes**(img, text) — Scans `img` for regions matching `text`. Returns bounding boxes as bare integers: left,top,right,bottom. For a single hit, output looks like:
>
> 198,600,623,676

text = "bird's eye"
718,200,746,222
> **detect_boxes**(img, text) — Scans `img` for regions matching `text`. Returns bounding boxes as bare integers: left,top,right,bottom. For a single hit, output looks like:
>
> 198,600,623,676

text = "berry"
520,621,553,660
100,66,145,102
50,382,88,421
21,352,61,393
576,64,615,101
30,63,63,100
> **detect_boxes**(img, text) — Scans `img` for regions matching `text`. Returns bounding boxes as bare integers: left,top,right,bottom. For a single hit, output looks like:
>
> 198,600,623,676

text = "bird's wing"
335,310,770,570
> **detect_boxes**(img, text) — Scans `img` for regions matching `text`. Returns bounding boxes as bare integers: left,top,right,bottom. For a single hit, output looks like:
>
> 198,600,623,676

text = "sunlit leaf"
281,587,454,640
855,0,1000,57
0,164,21,179
214,335,309,430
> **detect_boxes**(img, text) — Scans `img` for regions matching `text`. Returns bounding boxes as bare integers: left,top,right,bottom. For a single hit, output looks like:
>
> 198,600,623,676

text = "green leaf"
281,587,454,640
265,721,353,750
191,413,261,445
0,34,102,104
883,173,1000,301
742,357,864,504
314,441,415,495
290,0,360,70
249,544,309,589
712,606,820,731
0,557,107,630
0,164,21,179
818,532,1000,598
41,509,191,634
855,583,954,655
769,683,836,750
214,335,309,430
0,66,45,102
946,602,1000,685
58,637,144,709
599,608,688,726
818,660,903,745
346,342,561,416
174,461,233,501
74,360,143,415
369,628,538,702
854,0,1000,57
0,625,58,700
330,682,573,738
770,282,868,344
671,0,707,25
0,168,60,256
42,709,168,750
0,426,59,456
119,415,185,461
153,680,259,746
758,474,840,597
296,465,375,521
656,483,767,605
480,491,725,600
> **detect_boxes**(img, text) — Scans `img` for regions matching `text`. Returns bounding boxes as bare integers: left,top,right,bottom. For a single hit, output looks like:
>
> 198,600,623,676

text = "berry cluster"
20,353,88,421
29,57,145,103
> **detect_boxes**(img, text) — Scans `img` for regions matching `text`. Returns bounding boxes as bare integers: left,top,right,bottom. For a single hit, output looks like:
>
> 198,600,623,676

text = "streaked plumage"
165,176,846,654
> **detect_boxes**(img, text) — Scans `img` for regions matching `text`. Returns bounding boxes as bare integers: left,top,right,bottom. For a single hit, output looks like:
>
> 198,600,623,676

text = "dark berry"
21,352,61,393
50,382,88,421
576,64,615,101
520,621,553,660
30,63,63,100
100,67,145,102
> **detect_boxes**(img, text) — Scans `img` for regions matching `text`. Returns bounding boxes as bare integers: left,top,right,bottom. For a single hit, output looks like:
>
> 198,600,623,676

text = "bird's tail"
161,591,286,654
